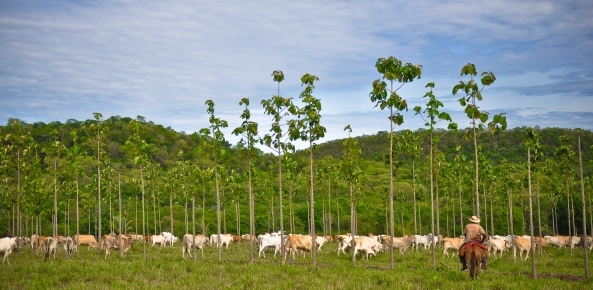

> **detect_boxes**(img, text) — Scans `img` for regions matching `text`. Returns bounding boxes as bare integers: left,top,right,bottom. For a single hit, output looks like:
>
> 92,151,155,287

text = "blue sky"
1,0,592,150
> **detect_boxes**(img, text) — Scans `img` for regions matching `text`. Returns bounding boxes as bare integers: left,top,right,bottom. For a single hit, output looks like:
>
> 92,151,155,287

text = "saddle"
459,235,488,258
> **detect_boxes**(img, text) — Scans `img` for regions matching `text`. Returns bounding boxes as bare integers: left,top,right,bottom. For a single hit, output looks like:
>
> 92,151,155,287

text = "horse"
465,243,486,279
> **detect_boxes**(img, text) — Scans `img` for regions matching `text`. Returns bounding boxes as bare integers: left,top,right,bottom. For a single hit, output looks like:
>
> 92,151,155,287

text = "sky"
1,0,592,151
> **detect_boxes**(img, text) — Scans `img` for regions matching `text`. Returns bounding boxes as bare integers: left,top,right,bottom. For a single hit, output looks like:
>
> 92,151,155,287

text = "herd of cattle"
1,231,592,265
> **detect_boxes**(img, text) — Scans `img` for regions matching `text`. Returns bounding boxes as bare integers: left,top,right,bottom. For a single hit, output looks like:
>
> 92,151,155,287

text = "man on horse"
459,215,488,271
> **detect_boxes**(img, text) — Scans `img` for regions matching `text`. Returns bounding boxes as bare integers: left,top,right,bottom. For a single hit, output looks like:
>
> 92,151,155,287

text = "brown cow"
101,235,133,259
241,234,258,243
232,235,244,243
441,237,464,257
285,235,312,260
513,237,532,261
36,236,48,254
381,235,412,254
73,234,99,252
534,236,547,252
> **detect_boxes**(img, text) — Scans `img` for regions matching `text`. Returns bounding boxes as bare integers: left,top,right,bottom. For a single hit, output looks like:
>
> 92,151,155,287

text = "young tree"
200,100,228,263
232,97,259,264
414,82,457,268
525,127,542,278
369,56,422,269
575,128,589,277
291,73,326,266
452,64,506,215
402,130,422,235
340,125,362,264
123,117,151,259
261,70,296,263
555,135,576,255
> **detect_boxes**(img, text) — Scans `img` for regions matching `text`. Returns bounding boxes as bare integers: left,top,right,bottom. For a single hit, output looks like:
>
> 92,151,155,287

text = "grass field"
4,241,592,289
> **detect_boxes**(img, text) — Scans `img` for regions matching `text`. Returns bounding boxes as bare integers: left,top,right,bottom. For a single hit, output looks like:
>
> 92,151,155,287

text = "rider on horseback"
459,216,488,271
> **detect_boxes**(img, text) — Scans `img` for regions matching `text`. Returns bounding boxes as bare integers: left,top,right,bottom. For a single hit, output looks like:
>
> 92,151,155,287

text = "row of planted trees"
1,58,592,276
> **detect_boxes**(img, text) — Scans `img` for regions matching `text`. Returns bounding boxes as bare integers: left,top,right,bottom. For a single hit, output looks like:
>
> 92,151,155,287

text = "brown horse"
465,243,485,279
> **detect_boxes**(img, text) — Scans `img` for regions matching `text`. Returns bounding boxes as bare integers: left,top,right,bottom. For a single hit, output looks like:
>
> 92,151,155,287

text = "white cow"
161,232,174,247
43,237,58,261
182,234,209,259
315,236,328,251
151,235,166,247
63,236,74,258
258,233,282,258
353,236,382,259
210,234,233,249
488,237,510,258
413,234,433,251
0,237,17,264
544,235,566,248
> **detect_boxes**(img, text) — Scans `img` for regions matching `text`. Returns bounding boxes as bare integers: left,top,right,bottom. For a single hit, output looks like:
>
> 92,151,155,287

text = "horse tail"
469,247,477,278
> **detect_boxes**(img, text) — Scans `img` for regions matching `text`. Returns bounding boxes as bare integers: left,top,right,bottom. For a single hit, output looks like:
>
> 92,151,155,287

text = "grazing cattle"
73,234,99,252
324,235,334,242
241,234,258,243
544,236,565,248
381,236,412,254
0,237,17,264
129,234,144,242
210,234,233,249
54,235,65,244
566,236,581,249
36,236,48,254
533,237,547,252
513,237,532,261
315,236,328,251
285,235,312,260
258,233,282,258
232,235,244,243
441,237,464,257
151,235,166,247
63,237,74,258
101,235,133,259
161,232,172,246
31,234,39,252
578,236,593,251
488,237,509,258
413,234,433,251
43,237,58,261
182,234,209,259
336,234,352,255
353,236,382,259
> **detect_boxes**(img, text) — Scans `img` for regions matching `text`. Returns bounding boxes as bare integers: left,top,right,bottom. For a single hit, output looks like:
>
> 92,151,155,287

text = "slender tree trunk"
202,187,205,235
509,189,514,240
192,191,196,261
350,181,356,265
490,188,494,237
537,177,542,255
336,196,340,235
119,172,123,257
328,175,332,239
459,176,463,237
413,161,417,235
528,147,537,278
578,133,589,277
184,197,188,235
141,165,146,259
54,161,58,237
170,188,173,234
429,138,436,269
249,159,255,264
567,180,573,255
388,107,395,269
309,139,317,266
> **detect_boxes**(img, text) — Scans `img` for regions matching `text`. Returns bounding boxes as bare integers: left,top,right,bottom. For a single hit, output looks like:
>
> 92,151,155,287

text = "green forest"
1,115,592,240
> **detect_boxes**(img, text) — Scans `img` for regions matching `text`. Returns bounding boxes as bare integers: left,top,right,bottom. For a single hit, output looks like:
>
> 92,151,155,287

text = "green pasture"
4,241,592,289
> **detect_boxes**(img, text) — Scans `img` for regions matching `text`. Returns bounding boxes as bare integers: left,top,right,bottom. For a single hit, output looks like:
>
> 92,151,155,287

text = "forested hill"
309,127,593,173
6,116,591,171
1,116,592,238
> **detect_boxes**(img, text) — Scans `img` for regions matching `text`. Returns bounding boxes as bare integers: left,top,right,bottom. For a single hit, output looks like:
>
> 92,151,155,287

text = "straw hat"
469,216,481,223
